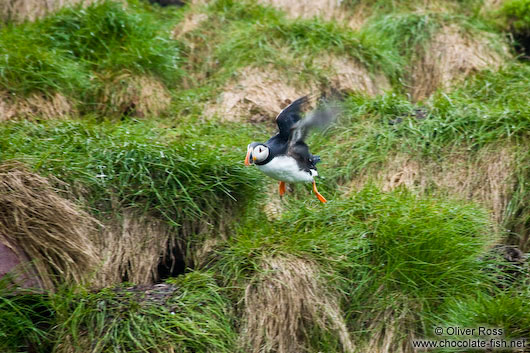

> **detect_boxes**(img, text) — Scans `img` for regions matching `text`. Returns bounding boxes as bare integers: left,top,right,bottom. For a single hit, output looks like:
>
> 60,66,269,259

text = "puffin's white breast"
257,155,316,183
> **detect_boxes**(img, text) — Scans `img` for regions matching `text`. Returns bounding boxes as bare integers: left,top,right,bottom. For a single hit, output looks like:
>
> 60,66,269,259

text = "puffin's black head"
244,142,269,166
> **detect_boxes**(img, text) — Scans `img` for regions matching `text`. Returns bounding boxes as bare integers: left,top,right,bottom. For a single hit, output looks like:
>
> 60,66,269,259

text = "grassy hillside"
1,0,529,352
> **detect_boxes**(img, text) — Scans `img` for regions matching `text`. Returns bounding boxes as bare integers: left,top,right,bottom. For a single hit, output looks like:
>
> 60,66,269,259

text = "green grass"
430,281,530,352
39,0,182,82
360,12,444,64
341,0,485,17
212,9,397,77
358,11,508,84
501,0,530,34
0,0,183,115
171,0,401,114
52,272,236,353
0,118,261,224
0,29,89,95
1,272,238,353
306,62,530,185
215,187,503,348
1,1,529,352
0,279,53,353
437,287,530,340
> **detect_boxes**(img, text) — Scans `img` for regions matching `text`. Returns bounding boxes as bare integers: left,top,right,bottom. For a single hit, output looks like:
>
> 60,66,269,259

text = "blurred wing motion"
287,100,340,158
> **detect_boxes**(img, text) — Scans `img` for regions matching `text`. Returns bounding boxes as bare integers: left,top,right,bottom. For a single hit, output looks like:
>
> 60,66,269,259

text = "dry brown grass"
410,25,508,101
316,54,390,96
206,66,316,123
0,162,99,290
0,0,97,22
0,91,76,121
241,255,354,353
172,12,208,39
258,0,342,21
258,0,465,31
183,206,236,269
94,71,172,118
262,182,286,221
171,6,211,87
207,59,386,123
257,0,369,30
358,297,419,353
481,0,506,11
95,206,232,286
350,145,515,225
95,209,177,286
0,73,170,120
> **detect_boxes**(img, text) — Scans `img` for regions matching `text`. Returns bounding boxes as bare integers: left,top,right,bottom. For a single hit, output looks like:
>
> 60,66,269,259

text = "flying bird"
244,96,337,203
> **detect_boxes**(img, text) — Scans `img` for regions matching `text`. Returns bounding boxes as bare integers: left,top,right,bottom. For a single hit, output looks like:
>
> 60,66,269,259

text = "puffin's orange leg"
312,181,327,203
279,181,286,197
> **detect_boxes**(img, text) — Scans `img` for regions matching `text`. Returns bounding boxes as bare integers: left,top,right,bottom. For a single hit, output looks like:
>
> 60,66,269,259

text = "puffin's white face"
252,144,269,163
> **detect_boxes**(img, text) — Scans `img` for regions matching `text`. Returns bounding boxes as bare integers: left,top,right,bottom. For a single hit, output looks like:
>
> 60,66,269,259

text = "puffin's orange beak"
244,146,252,166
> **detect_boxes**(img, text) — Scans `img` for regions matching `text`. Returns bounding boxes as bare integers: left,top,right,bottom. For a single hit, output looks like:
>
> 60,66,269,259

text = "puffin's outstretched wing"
286,101,339,170
275,96,309,140
287,101,339,152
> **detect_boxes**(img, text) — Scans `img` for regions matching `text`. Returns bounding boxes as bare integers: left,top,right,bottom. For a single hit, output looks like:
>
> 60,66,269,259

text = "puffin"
244,96,335,203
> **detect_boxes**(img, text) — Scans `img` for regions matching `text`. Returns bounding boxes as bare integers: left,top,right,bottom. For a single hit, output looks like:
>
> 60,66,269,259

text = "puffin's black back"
288,140,320,172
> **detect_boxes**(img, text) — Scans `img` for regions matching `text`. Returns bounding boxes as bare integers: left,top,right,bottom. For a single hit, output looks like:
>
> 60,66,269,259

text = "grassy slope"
1,0,529,352
0,0,182,117
0,118,259,221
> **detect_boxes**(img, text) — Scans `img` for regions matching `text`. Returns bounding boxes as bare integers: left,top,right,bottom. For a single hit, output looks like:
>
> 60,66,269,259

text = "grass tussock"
360,299,419,353
316,54,390,96
257,0,343,21
0,119,261,286
411,24,508,101
206,66,314,123
438,287,530,341
176,0,398,103
0,163,99,290
361,12,510,100
242,255,354,353
216,187,501,352
353,145,516,225
0,91,76,121
93,72,172,118
96,209,177,286
0,0,181,118
0,119,259,221
0,0,96,23
53,272,237,353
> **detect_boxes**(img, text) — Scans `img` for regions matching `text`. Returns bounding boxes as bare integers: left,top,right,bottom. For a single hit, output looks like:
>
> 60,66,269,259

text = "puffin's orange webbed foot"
312,181,327,203
279,181,286,197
